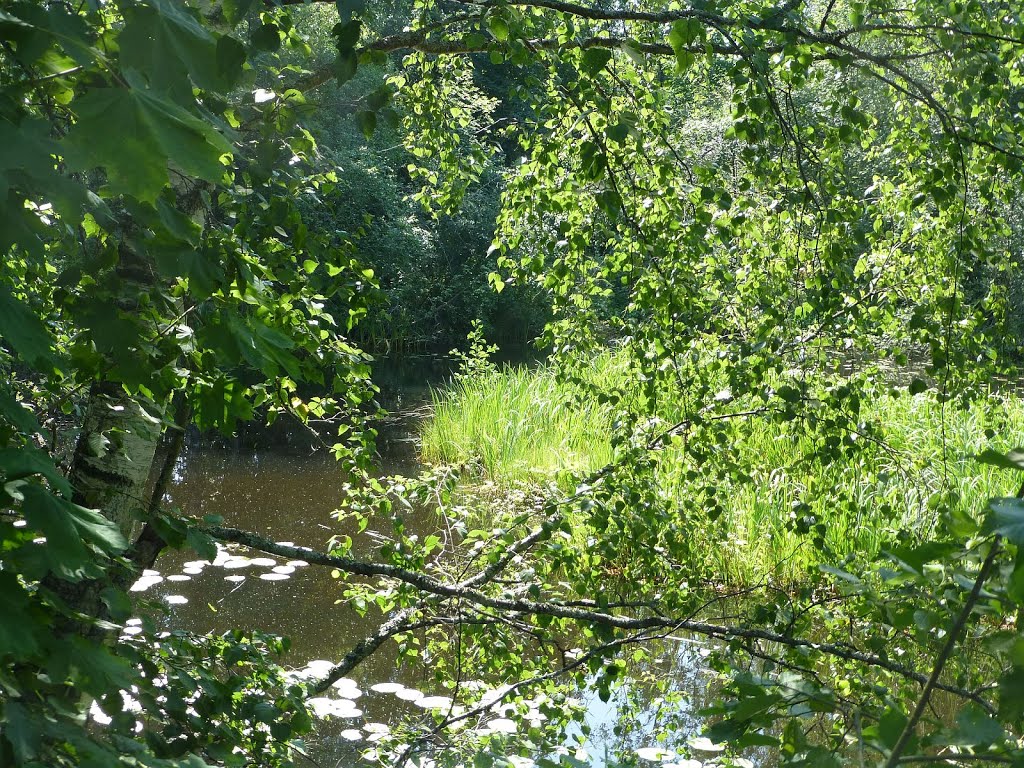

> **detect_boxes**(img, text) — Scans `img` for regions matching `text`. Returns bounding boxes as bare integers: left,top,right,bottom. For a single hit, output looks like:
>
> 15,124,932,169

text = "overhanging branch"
202,523,997,712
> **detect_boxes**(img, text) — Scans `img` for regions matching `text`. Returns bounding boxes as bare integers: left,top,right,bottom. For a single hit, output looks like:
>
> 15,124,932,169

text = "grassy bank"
421,361,617,482
420,359,1024,583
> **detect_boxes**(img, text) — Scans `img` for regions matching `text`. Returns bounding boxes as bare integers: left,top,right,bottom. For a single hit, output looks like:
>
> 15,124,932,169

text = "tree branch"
201,523,996,712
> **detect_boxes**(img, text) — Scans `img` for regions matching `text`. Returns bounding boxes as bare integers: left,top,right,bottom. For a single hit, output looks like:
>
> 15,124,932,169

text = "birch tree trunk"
69,382,164,541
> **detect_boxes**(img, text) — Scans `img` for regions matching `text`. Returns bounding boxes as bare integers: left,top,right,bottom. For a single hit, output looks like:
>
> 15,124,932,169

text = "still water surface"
140,360,721,767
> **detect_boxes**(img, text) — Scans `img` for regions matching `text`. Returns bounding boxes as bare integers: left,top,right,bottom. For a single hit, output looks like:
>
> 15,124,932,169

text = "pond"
134,356,732,768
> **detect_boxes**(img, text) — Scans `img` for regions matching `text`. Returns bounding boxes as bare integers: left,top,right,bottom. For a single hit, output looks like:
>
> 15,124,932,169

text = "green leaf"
100,586,133,621
0,386,41,434
984,498,1024,544
878,707,908,750
977,448,1024,472
335,47,358,84
250,22,280,52
952,704,1004,746
62,86,232,202
908,377,928,395
332,19,361,50
120,0,240,95
668,19,703,71
22,484,126,580
187,527,218,562
619,40,645,65
222,0,259,25
0,445,71,497
216,35,246,82
488,15,510,41
366,83,394,112
355,110,377,139
0,573,42,657
2,701,39,761
884,541,956,575
0,286,58,370
336,0,367,22
581,48,612,76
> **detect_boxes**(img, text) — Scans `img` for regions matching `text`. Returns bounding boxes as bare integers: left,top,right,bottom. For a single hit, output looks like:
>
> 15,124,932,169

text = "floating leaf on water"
164,595,188,605
370,682,404,694
249,557,277,567
222,558,251,569
340,729,362,741
182,567,204,575
121,626,143,636
142,569,160,577
276,541,295,547
182,560,208,569
363,722,389,734
259,573,290,581
287,559,309,567
272,564,295,575
224,574,245,583
126,618,142,626
167,574,191,582
395,687,424,702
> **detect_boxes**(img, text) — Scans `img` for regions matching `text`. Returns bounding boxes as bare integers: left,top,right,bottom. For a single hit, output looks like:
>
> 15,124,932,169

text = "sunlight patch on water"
130,575,163,592
308,697,363,719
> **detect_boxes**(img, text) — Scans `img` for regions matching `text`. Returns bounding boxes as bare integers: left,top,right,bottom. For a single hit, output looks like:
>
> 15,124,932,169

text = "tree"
2,0,1024,767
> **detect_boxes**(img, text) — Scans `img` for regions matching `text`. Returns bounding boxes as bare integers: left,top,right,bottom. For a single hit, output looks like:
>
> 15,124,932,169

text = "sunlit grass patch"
421,357,1024,584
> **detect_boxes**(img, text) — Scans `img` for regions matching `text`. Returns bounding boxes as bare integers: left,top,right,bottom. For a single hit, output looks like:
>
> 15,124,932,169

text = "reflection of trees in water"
575,637,717,766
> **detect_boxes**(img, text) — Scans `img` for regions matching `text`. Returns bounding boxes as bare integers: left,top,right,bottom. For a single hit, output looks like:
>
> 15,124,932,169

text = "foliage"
3,0,1024,767
0,0,378,764
292,10,550,350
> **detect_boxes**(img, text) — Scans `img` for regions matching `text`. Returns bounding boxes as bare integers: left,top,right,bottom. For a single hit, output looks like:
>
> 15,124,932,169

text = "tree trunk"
68,381,164,540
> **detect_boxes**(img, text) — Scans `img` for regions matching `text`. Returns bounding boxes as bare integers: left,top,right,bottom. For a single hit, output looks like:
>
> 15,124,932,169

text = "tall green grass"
420,359,1024,583
421,363,615,482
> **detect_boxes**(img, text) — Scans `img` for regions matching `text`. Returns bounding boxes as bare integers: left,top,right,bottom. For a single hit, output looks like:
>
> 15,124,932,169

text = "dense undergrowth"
421,353,1024,584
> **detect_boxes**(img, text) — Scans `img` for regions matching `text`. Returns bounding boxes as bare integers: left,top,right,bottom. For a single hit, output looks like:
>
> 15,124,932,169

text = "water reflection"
141,351,731,767
141,440,743,767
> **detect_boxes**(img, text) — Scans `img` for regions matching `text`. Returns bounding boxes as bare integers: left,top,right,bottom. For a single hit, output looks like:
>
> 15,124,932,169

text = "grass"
420,362,616,483
420,356,1024,584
